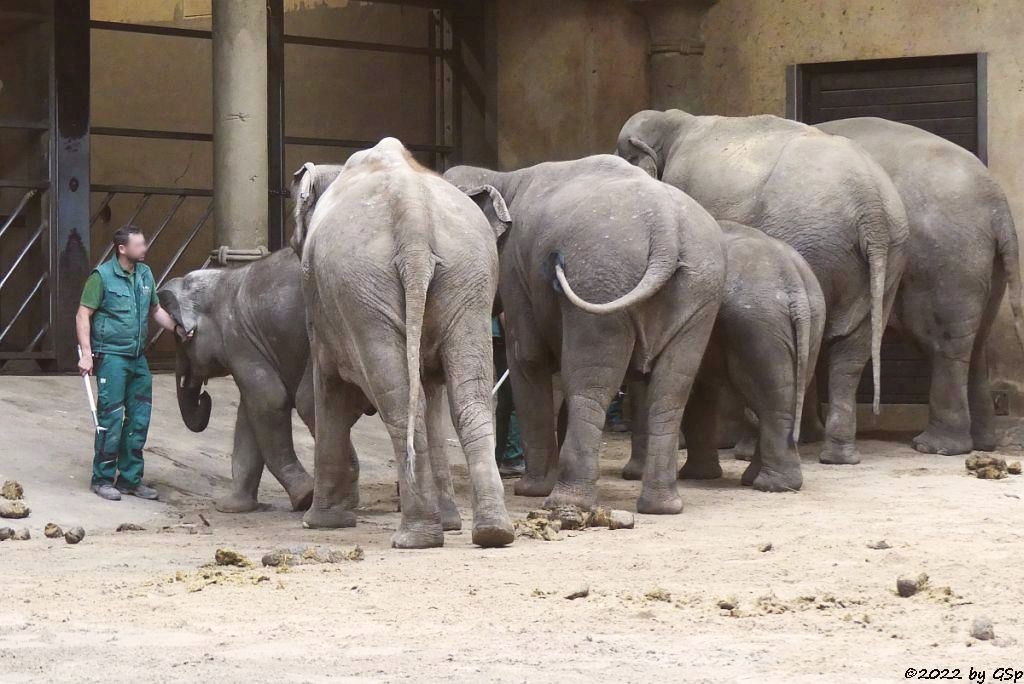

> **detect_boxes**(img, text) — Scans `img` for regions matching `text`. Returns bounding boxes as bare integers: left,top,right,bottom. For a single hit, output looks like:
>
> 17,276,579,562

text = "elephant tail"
399,248,438,494
993,195,1024,357
554,220,680,315
789,285,813,446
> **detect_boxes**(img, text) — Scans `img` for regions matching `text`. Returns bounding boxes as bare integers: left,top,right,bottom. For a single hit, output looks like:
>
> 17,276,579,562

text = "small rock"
717,599,736,610
759,542,773,553
608,510,635,530
970,616,995,641
13,528,30,541
0,527,14,541
64,526,85,544
44,523,63,539
214,548,252,567
867,540,891,550
1008,461,1022,475
1,480,24,500
116,523,145,532
565,585,589,600
897,573,929,598
0,499,30,519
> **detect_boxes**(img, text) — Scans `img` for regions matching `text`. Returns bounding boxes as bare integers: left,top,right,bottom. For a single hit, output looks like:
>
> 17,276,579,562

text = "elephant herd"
158,111,1024,550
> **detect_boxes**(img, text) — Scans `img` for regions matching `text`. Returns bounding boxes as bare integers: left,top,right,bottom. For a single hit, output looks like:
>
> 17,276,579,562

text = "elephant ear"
628,136,661,179
290,162,318,257
462,184,512,239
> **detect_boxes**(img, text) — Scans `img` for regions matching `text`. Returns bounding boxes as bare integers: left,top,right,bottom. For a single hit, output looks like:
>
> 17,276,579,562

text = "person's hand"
78,354,93,376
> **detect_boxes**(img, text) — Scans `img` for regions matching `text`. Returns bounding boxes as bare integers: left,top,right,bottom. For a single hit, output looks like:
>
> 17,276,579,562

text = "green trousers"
92,353,152,487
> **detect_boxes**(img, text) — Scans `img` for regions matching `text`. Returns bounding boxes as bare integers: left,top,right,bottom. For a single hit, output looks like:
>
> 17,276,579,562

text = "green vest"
90,257,155,357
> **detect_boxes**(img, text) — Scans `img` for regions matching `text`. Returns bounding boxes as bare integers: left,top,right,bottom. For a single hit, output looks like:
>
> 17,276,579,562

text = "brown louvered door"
792,53,984,405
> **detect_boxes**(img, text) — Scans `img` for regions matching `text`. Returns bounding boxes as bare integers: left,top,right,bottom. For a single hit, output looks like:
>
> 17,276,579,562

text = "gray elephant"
623,221,825,491
158,248,320,513
617,110,909,466
445,155,726,514
816,117,1024,455
292,138,514,549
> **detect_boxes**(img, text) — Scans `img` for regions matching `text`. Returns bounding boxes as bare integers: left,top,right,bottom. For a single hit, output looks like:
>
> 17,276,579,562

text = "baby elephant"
293,138,514,549
624,221,825,491
159,248,320,513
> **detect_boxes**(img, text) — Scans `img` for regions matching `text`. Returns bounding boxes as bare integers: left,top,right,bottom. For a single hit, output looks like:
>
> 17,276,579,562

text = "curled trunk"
175,343,212,432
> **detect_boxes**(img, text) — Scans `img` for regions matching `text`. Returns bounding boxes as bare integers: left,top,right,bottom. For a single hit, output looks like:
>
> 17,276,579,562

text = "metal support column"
52,0,91,371
212,0,269,265
267,0,286,252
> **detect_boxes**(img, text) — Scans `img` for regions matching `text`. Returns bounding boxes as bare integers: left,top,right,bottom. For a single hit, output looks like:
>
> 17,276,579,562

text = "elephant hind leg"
425,383,461,532
679,378,723,481
969,270,1008,451
622,379,647,480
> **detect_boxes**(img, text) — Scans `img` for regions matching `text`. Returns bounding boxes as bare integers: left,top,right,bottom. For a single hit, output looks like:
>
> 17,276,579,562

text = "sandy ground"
2,373,1024,683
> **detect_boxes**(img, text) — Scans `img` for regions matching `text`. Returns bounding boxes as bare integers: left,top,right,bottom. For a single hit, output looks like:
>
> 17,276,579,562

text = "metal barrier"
0,182,51,362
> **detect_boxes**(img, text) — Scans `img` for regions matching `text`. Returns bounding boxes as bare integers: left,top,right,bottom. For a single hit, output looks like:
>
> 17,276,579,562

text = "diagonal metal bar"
0,189,38,242
0,224,44,292
89,191,115,226
94,193,153,268
144,194,186,250
147,254,213,351
156,200,213,288
23,322,49,353
0,271,48,344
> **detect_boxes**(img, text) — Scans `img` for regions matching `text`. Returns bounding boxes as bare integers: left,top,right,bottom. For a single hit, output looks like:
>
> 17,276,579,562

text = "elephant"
815,117,1024,455
617,109,909,466
292,137,515,549
158,247,320,513
621,221,826,491
444,154,726,514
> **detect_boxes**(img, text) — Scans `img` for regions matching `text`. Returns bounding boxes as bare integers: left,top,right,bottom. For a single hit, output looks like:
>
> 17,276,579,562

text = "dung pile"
261,545,364,567
965,455,1022,480
1,480,30,520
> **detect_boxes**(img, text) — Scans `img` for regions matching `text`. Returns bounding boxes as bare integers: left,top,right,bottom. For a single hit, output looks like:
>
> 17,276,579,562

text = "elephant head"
158,270,227,432
290,162,347,256
616,109,682,180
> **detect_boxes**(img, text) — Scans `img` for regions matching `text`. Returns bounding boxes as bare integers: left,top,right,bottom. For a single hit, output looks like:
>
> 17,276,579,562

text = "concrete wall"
494,0,648,170
697,0,1024,407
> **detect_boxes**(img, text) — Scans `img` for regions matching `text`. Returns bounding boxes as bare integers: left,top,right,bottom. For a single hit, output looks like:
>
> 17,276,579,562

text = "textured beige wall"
700,0,1024,402
495,0,648,170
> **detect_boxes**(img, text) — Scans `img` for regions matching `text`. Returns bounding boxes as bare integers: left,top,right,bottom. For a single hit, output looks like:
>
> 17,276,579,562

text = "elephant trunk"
554,216,680,315
175,343,212,432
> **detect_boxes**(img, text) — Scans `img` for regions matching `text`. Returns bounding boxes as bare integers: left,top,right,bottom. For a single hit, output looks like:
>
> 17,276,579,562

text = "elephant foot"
391,521,444,549
514,473,556,497
543,482,597,511
215,492,260,514
912,428,973,456
747,464,802,492
302,505,357,529
677,458,722,480
733,436,756,462
819,440,860,465
286,477,315,512
636,486,683,515
621,457,645,481
441,501,462,532
972,434,997,452
471,515,515,548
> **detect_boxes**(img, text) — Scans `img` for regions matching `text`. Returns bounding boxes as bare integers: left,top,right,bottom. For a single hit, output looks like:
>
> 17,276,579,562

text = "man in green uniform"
75,225,188,501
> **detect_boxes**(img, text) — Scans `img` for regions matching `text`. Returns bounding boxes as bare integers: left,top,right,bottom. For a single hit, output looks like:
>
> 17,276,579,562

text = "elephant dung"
0,499,30,519
1,480,24,500
965,454,1006,471
44,523,63,539
514,517,562,541
896,573,929,598
261,545,364,567
64,527,86,544
0,527,14,541
214,548,252,568
1008,461,1022,475
116,523,146,532
976,466,1007,480
551,505,587,531
13,528,30,541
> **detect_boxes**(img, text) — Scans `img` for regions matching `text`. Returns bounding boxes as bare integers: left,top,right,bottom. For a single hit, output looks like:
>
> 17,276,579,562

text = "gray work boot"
116,482,159,501
91,483,122,501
